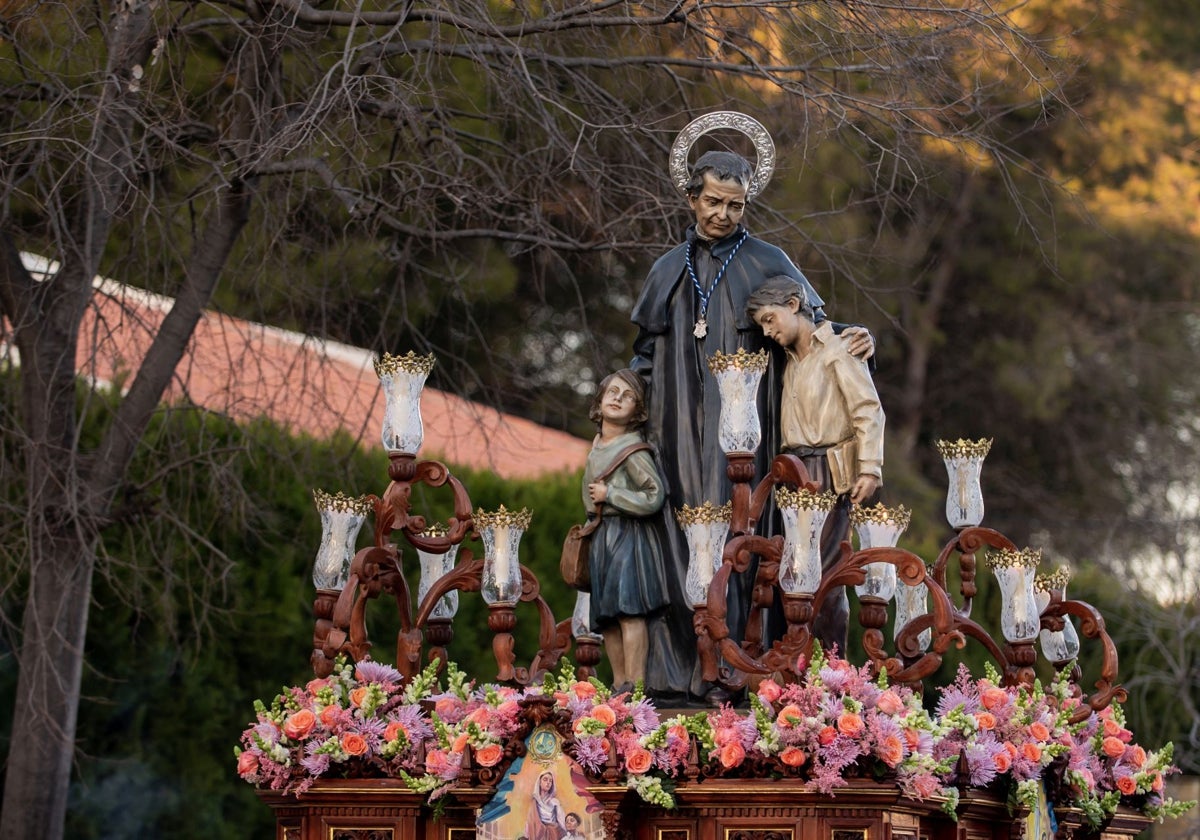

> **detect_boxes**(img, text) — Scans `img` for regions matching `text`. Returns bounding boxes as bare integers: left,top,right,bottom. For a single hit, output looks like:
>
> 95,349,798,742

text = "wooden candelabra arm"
931,527,1016,616
1043,597,1125,721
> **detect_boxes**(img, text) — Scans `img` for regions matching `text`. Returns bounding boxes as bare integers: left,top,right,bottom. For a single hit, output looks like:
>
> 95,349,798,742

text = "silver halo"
669,111,776,200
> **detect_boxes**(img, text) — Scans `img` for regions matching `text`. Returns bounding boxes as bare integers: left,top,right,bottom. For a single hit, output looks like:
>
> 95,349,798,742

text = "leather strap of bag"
577,442,653,537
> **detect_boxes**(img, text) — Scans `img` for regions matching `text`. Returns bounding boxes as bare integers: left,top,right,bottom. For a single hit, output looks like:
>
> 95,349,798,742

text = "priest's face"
687,173,747,240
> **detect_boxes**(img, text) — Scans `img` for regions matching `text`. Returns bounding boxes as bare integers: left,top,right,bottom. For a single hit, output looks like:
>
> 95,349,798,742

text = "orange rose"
669,724,689,743
625,747,653,774
780,747,807,767
283,709,317,740
877,735,904,768
600,738,611,754
237,751,260,776
305,678,329,695
341,731,368,756
993,750,1012,772
776,704,803,728
1004,741,1018,758
718,742,745,769
1102,736,1126,758
1103,718,1122,737
319,705,340,728
591,704,617,728
837,712,864,737
981,687,1009,710
435,698,460,718
1116,776,1137,796
452,733,470,753
384,721,408,743
1152,773,1164,792
1028,722,1050,741
475,743,504,767
572,681,598,699
467,707,491,727
818,726,838,746
1130,745,1146,768
350,687,368,708
975,712,997,731
876,690,904,716
1021,742,1042,762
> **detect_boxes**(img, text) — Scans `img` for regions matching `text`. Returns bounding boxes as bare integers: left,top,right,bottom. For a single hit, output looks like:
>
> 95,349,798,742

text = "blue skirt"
588,515,669,631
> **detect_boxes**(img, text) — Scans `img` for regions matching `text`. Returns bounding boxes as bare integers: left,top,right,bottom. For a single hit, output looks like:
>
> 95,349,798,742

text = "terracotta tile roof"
20,254,590,479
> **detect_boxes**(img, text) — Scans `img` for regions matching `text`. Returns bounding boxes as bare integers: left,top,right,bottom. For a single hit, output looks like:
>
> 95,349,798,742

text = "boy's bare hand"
588,480,608,503
850,474,881,505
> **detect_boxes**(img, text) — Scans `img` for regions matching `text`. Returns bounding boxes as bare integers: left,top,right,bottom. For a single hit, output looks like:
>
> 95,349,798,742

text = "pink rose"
237,751,260,776
876,690,904,716
305,678,329,695
818,726,838,746
714,725,739,747
757,679,783,704
282,709,317,741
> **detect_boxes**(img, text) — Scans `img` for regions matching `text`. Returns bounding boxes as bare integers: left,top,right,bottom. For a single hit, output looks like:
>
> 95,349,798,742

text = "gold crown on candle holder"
988,547,1043,569
312,489,374,514
676,500,732,525
474,505,533,529
774,486,837,512
374,350,435,378
849,502,912,529
1034,566,1071,593
418,522,449,538
706,347,769,374
935,438,993,459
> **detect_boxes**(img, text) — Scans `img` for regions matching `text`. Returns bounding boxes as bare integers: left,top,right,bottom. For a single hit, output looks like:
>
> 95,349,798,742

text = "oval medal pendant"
693,318,708,339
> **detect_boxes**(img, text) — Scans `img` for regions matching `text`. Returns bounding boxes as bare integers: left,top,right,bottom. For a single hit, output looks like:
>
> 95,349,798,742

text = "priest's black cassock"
629,223,827,699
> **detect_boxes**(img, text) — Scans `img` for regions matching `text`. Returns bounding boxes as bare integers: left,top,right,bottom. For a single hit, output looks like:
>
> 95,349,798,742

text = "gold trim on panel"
831,830,868,840
658,829,691,840
724,829,794,840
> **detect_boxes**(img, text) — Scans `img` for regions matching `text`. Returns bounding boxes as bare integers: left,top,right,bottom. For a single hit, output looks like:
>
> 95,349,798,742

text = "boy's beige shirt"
779,321,884,478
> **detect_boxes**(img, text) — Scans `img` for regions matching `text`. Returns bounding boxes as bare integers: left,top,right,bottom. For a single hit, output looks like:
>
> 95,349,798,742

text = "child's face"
752,299,810,349
599,379,639,425
565,816,580,831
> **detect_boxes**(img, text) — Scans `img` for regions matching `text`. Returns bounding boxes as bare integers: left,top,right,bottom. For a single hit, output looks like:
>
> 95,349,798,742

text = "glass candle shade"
936,438,992,528
312,490,373,590
375,351,435,455
416,523,460,619
571,591,600,640
677,502,732,606
1034,567,1081,663
850,504,912,602
476,506,532,606
707,348,769,454
989,547,1043,643
894,582,931,652
775,487,837,596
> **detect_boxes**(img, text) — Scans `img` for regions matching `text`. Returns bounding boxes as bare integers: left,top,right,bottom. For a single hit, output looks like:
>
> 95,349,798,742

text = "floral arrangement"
236,650,1193,826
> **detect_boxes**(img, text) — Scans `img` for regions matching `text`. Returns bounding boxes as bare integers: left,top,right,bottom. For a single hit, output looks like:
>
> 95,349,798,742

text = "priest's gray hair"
685,151,753,198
